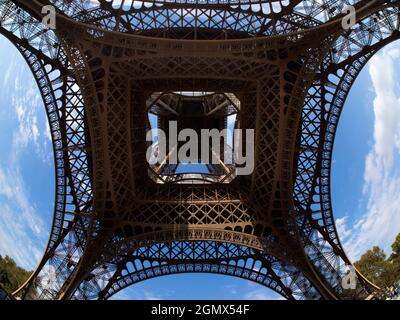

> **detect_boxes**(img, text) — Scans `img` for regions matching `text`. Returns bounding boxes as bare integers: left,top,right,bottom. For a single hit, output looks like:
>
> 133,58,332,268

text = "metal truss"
73,241,321,300
147,91,239,184
0,0,399,300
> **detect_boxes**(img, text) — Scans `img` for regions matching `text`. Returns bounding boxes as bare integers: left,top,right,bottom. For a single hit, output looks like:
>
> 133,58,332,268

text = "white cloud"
335,216,351,240
243,288,272,300
0,203,44,270
0,164,47,270
113,280,284,300
0,166,46,236
111,289,165,300
2,54,18,88
337,42,400,260
239,281,283,300
224,284,238,295
243,287,283,300
11,76,52,164
0,41,51,270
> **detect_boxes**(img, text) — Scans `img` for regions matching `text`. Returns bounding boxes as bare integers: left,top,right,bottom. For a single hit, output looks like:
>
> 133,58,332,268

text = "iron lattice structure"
0,0,399,300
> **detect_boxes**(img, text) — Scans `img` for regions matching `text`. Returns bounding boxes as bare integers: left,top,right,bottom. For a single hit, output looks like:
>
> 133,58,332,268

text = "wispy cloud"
243,288,273,300
239,281,283,300
111,288,168,300
224,284,238,295
0,164,47,269
111,281,283,300
337,43,400,260
11,64,53,165
0,41,51,270
242,286,283,300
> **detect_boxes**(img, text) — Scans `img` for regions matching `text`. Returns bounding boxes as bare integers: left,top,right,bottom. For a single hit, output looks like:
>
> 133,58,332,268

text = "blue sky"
0,36,399,300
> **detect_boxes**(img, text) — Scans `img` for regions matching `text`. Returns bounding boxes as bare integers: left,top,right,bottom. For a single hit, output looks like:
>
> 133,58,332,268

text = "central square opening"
146,91,240,184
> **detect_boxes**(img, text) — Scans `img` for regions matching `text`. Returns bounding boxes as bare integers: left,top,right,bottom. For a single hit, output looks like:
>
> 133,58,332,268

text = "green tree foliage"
354,246,387,286
0,255,32,294
389,233,400,263
354,233,400,291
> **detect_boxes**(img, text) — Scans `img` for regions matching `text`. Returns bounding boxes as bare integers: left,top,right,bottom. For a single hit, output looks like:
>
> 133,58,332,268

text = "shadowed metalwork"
0,0,399,300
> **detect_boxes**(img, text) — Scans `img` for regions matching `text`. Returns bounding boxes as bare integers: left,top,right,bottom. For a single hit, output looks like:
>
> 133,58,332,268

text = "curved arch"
107,228,266,251
322,32,400,254
294,4,400,297
103,265,293,300
93,227,301,271
320,31,400,292
71,241,322,300
0,0,93,299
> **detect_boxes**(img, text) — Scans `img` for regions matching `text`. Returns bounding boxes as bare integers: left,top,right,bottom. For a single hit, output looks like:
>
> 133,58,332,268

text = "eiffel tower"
1,0,398,300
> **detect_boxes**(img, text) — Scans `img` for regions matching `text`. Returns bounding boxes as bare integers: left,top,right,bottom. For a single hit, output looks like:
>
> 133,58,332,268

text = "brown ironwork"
0,0,399,300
